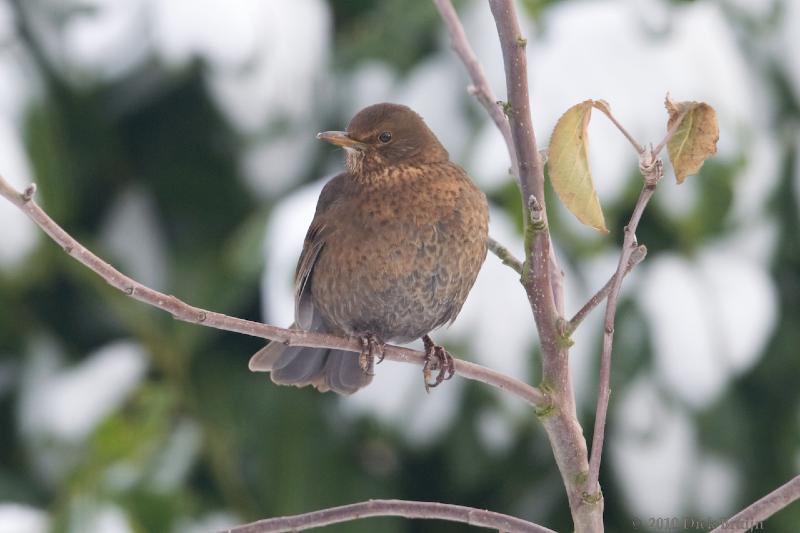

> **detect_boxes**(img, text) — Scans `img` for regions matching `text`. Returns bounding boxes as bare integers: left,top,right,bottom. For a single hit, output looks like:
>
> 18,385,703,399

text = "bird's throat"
344,148,365,176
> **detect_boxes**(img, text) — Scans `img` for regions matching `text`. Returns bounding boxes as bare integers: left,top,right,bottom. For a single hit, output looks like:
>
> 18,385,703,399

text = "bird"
249,103,489,395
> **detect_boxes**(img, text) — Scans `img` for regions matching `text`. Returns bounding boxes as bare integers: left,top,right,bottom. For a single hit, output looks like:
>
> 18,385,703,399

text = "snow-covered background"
0,0,797,531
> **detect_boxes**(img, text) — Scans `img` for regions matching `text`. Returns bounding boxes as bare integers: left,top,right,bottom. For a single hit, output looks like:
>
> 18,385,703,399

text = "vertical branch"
585,153,662,496
486,1,542,207
434,0,565,315
486,1,600,531
486,0,558,356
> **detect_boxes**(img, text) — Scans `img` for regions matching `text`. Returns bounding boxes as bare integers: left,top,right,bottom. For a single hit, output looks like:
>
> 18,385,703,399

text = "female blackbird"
249,103,489,394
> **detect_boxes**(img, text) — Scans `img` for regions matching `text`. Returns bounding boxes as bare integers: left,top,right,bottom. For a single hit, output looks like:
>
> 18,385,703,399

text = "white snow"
0,119,37,270
0,504,49,533
18,339,148,443
611,375,697,517
61,0,149,83
640,251,776,408
692,454,739,517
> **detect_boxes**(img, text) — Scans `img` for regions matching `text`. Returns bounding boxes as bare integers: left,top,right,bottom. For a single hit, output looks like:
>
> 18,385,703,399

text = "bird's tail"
248,323,372,395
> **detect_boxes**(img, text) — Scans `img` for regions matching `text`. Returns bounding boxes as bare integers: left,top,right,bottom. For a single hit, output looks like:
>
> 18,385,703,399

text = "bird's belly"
310,220,482,343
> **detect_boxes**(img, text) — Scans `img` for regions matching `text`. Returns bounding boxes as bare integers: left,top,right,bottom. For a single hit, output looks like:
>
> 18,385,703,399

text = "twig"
567,245,647,334
709,474,800,533
579,95,690,502
652,105,690,157
488,236,523,274
592,101,645,155
221,499,557,533
584,151,663,499
0,173,547,408
433,0,518,176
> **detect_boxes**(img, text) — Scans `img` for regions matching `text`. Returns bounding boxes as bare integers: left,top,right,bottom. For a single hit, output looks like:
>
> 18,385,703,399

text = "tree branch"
585,152,663,498
433,0,518,176
485,2,599,531
583,109,700,499
221,499,557,533
709,474,800,533
434,0,565,314
567,245,647,334
488,236,523,274
0,173,547,409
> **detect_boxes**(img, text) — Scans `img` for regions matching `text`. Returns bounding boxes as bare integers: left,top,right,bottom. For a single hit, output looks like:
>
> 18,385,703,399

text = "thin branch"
585,152,663,497
585,102,700,498
434,0,565,315
652,104,690,157
592,101,645,155
433,0,518,176
710,474,800,533
221,499,557,533
0,174,547,409
487,0,560,362
487,0,543,208
567,245,647,334
488,236,523,274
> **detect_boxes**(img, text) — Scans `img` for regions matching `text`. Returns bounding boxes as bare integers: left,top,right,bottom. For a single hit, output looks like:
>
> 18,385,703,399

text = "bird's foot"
422,335,455,392
358,333,384,376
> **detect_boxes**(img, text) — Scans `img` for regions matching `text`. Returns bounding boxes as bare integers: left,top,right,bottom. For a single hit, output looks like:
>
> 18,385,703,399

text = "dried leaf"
665,96,719,184
547,100,608,234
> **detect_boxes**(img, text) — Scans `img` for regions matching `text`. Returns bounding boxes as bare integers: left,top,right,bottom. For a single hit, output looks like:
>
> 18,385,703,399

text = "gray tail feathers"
248,326,372,395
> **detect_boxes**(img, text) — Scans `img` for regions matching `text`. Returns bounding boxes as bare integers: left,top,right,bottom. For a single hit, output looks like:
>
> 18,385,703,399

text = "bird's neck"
346,151,448,184
348,162,445,189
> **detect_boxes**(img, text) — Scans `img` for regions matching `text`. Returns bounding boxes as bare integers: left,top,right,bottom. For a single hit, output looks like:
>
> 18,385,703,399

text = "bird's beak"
316,131,365,150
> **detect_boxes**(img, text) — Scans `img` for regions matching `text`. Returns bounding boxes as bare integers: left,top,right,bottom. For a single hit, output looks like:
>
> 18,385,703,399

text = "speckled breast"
310,164,489,343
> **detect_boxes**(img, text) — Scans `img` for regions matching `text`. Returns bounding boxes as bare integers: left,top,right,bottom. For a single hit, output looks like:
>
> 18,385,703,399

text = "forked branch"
584,118,700,496
567,245,647,334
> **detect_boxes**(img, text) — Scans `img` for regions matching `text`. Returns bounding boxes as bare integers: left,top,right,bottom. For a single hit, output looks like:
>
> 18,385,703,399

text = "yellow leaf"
665,96,719,184
547,100,608,233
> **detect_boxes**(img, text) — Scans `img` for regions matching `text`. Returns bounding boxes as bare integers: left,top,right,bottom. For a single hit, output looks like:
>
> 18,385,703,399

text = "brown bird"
249,103,489,394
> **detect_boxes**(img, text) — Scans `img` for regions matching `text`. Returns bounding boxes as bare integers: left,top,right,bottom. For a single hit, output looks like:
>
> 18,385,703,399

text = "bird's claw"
422,335,455,393
358,333,384,376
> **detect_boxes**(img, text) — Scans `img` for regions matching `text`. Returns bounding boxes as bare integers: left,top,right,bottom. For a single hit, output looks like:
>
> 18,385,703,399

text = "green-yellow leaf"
665,96,719,184
547,100,608,233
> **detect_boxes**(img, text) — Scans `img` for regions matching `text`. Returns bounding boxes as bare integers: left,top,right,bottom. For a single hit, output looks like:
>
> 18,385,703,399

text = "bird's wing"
294,220,326,329
293,173,349,329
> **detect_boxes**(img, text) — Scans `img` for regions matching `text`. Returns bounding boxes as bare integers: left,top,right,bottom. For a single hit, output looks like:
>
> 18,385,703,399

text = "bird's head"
317,103,449,177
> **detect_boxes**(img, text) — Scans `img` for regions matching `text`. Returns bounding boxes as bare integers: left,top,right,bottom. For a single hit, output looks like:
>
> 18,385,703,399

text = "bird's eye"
378,131,392,143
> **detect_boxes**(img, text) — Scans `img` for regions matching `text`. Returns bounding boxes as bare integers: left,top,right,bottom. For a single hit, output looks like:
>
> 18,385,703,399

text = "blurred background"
0,0,798,531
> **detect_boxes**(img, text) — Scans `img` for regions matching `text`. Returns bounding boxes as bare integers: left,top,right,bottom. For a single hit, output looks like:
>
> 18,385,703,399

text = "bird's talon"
358,337,370,373
423,365,433,394
422,335,453,391
358,333,383,376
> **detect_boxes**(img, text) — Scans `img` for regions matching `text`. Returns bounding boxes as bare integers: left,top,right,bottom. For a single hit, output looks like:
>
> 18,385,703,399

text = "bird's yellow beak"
317,131,365,149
